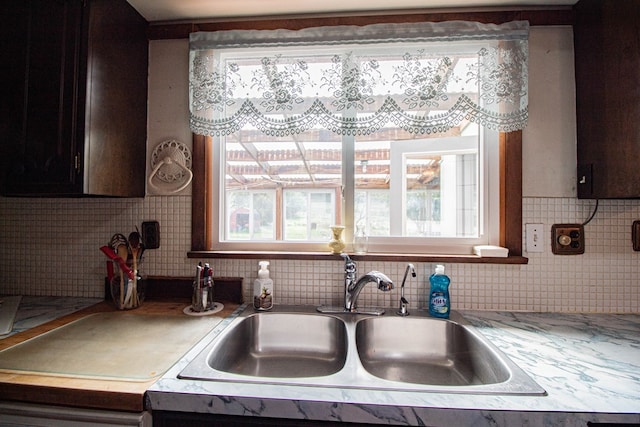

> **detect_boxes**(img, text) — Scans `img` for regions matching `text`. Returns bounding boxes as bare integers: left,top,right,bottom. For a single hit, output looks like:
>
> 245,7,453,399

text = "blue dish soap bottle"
428,264,450,319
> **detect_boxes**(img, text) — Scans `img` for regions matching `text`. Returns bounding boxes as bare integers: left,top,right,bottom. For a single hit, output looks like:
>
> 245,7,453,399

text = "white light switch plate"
525,223,545,253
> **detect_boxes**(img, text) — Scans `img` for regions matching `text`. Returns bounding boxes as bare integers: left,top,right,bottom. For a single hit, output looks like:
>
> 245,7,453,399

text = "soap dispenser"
253,261,274,310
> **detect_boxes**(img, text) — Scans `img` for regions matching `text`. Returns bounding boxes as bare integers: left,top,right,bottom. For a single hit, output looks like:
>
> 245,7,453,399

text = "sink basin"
206,312,347,378
179,306,546,395
356,316,508,386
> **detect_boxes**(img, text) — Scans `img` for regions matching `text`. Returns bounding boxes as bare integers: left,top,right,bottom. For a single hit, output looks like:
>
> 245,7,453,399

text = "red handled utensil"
99,246,135,280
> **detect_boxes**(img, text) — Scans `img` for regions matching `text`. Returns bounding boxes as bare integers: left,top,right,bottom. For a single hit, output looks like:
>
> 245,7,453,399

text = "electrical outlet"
525,223,544,253
551,224,585,255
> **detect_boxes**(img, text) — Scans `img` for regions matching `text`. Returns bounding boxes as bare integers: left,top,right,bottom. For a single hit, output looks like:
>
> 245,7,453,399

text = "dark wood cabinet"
574,0,640,199
152,411,399,426
0,0,148,196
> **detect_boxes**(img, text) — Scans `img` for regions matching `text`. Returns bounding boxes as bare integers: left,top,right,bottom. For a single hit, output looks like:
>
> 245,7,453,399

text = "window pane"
284,190,335,241
222,129,341,243
404,152,478,237
355,190,390,236
309,192,334,240
354,125,480,239
284,191,308,240
226,190,275,240
253,192,276,239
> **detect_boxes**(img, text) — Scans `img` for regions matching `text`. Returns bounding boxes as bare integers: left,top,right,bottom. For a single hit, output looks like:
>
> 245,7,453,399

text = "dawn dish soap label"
430,292,449,315
428,264,451,319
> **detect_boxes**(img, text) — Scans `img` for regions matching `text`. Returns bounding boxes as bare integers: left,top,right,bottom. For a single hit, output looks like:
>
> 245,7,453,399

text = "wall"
523,26,578,197
1,27,638,313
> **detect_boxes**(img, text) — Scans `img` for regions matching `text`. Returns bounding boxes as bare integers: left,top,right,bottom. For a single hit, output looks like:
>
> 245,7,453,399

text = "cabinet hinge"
75,153,81,173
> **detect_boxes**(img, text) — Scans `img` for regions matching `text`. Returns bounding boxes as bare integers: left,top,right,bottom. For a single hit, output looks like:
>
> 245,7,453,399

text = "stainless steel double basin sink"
179,305,546,395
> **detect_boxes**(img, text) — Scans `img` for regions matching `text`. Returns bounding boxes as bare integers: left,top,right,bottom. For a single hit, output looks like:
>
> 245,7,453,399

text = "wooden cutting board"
0,312,220,381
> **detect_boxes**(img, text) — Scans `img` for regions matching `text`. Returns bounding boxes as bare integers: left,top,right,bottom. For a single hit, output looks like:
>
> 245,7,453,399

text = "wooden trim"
500,130,523,257
144,276,244,303
191,134,207,251
192,131,524,263
192,131,524,262
205,136,214,248
148,8,573,40
188,251,528,264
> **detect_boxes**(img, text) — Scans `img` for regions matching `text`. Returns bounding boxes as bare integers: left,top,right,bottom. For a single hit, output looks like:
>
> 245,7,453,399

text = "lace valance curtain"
189,20,529,137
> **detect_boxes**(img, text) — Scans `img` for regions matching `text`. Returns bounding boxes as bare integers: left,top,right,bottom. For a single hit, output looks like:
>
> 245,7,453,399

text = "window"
189,21,528,257
213,127,497,253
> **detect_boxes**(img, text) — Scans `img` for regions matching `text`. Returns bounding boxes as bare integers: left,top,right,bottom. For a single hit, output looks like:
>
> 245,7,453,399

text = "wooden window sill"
187,251,528,264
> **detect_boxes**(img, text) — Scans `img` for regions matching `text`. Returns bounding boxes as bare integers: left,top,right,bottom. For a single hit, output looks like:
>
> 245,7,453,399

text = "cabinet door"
81,0,148,197
1,0,84,194
1,0,147,197
0,1,29,192
574,0,640,199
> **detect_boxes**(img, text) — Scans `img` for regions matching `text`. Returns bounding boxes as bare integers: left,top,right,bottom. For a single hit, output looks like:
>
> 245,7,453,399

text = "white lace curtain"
189,20,529,137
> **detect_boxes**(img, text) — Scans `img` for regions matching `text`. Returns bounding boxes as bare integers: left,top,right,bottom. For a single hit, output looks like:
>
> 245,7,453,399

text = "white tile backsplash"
0,196,638,313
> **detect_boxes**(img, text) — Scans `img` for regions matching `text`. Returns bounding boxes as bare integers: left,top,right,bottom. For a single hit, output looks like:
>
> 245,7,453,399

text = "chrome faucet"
341,253,394,312
397,263,415,316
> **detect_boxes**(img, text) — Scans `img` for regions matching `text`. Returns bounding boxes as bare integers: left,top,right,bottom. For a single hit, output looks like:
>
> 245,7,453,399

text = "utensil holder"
110,260,145,310
192,277,215,312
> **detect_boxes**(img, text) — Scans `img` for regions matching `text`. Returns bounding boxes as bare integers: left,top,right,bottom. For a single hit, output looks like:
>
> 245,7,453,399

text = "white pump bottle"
253,261,273,310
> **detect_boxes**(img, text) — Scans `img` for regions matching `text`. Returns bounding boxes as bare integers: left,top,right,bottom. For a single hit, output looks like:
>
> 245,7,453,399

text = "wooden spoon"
128,231,142,307
109,234,130,308
116,244,129,308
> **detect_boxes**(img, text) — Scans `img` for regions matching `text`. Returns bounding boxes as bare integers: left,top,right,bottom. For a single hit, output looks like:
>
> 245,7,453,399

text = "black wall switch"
633,220,640,251
142,221,160,249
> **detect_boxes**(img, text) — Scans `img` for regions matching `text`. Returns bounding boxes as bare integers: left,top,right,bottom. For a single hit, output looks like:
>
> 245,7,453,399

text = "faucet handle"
398,296,410,316
341,253,356,273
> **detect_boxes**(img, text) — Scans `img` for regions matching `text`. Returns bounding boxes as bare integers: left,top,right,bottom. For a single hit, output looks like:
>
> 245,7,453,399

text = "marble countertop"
0,296,102,339
147,308,640,426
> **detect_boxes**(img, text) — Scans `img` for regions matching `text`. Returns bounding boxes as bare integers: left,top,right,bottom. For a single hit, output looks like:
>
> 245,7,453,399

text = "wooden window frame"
189,130,525,264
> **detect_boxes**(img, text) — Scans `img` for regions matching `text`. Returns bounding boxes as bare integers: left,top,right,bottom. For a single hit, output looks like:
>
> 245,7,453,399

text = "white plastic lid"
435,264,445,275
258,261,270,278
